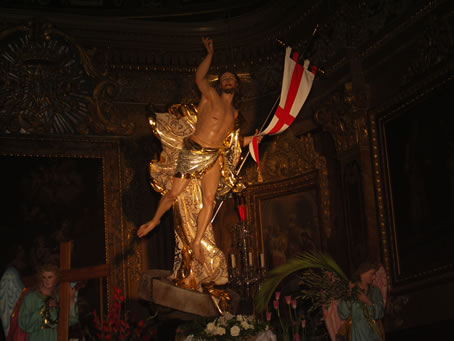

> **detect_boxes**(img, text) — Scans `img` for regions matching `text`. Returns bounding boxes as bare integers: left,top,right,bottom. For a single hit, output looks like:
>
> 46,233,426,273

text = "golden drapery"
147,104,244,311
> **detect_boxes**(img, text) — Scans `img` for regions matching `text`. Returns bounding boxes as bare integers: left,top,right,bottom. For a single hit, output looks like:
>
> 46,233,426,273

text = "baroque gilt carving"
402,13,454,85
313,84,369,154
0,19,134,136
124,219,145,299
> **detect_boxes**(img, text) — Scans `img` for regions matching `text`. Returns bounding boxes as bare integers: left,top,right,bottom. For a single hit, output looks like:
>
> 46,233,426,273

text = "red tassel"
237,205,246,222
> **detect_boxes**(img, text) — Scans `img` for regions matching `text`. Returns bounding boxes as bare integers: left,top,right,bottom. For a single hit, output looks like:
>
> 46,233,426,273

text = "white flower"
215,327,226,336
205,322,216,335
217,311,233,326
241,321,253,330
217,316,226,326
230,325,241,337
223,311,234,321
236,315,245,322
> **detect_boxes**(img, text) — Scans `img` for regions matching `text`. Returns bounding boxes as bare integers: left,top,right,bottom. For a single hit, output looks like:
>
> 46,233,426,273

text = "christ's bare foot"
137,220,159,238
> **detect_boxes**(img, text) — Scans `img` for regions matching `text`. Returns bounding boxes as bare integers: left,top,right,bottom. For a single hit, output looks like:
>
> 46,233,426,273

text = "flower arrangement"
255,251,355,341
92,287,146,341
266,291,307,341
254,251,350,314
177,312,268,340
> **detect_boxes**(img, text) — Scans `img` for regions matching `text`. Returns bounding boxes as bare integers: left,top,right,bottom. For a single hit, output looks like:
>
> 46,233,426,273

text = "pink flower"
273,300,279,310
294,333,300,341
275,291,281,300
285,296,291,304
291,299,297,309
266,311,272,321
301,320,306,328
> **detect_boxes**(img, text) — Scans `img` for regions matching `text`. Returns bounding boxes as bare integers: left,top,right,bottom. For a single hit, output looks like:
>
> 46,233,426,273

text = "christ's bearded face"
219,72,238,94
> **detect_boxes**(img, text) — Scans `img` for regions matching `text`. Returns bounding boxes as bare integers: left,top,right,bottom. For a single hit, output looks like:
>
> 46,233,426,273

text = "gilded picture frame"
244,171,326,270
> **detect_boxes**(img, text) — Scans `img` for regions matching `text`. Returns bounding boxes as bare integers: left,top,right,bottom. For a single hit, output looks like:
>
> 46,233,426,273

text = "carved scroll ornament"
0,20,134,136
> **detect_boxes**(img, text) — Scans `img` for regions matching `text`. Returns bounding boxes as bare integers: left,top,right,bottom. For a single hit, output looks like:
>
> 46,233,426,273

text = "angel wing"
373,264,388,306
0,266,24,337
322,300,343,341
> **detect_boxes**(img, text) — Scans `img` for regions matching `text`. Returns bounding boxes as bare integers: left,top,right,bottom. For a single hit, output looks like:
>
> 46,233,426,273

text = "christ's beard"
222,87,237,94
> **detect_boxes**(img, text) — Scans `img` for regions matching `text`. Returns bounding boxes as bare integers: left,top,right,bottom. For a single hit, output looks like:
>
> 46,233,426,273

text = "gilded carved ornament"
124,219,145,299
0,19,134,136
313,83,369,154
122,163,147,297
402,15,454,86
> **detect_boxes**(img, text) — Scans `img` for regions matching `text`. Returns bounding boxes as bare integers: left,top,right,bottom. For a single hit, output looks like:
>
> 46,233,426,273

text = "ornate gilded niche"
0,136,126,303
312,84,374,271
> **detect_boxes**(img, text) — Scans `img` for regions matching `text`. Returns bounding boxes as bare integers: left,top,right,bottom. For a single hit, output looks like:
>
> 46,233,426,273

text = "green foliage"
254,251,349,313
298,269,352,314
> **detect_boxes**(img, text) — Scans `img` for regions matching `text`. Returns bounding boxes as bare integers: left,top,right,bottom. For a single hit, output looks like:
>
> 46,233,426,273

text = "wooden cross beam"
58,241,71,341
56,241,110,341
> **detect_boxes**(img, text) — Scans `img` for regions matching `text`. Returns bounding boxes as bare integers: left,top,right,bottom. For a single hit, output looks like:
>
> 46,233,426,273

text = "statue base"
138,269,240,320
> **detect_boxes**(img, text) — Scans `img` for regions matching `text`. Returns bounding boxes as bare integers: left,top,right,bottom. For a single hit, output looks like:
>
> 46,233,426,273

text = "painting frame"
370,75,454,293
244,171,328,270
0,135,126,296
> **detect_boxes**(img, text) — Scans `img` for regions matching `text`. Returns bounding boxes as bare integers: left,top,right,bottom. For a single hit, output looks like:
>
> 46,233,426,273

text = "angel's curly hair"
35,263,60,285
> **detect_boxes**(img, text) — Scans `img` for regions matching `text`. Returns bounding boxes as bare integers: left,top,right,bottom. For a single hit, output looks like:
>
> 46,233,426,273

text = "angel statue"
254,251,387,341
0,244,26,339
323,262,387,341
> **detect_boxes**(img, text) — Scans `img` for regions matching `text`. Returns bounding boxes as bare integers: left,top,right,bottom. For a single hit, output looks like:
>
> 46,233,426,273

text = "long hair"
215,71,242,109
351,262,378,283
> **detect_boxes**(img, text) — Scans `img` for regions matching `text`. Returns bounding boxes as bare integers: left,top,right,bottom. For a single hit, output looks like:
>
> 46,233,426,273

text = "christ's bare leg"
137,177,190,238
191,159,221,264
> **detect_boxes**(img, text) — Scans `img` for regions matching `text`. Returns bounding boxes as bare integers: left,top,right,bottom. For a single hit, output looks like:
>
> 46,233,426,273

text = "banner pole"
211,95,280,223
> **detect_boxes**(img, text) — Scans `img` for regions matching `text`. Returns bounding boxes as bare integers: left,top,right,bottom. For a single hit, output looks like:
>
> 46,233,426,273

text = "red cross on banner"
249,47,316,165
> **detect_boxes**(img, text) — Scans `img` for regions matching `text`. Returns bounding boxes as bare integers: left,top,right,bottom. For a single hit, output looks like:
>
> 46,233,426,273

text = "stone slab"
138,269,240,320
